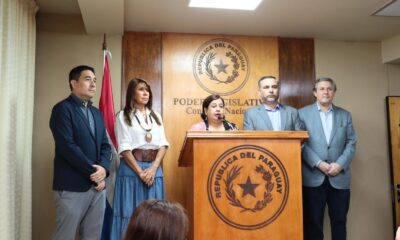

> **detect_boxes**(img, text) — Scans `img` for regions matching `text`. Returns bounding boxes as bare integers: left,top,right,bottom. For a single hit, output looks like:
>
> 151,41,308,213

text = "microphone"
217,115,224,120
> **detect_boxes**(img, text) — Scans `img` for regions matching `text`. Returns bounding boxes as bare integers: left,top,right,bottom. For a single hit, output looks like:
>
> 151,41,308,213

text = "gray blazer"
243,104,302,130
299,103,356,189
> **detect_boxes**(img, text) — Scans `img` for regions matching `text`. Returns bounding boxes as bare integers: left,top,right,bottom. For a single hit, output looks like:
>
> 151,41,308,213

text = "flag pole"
103,33,107,50
103,34,107,70
99,33,117,240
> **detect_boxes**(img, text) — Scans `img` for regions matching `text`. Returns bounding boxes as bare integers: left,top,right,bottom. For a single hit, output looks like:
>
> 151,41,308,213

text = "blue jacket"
299,103,356,189
50,95,111,192
243,104,302,130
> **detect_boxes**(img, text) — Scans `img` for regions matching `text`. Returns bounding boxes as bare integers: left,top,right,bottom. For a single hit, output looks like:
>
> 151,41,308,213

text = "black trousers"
303,177,350,240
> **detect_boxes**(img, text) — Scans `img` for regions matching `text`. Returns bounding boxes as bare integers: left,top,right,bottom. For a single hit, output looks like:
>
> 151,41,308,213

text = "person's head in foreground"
124,199,189,240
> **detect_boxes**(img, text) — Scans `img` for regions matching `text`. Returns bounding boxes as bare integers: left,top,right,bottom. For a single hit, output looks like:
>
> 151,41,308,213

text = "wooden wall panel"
386,96,400,231
278,38,315,108
161,33,279,207
122,32,162,113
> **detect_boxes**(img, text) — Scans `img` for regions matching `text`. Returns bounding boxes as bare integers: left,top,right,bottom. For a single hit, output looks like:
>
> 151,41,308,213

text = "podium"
178,130,308,240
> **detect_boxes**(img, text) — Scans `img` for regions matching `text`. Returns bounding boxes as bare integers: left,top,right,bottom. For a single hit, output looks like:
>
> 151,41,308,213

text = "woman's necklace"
134,111,153,143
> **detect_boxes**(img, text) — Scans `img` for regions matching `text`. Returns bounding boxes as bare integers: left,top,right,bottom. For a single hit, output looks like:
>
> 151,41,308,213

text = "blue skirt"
110,159,165,240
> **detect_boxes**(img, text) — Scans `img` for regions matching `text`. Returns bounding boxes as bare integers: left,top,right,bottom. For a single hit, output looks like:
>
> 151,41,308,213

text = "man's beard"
263,95,278,104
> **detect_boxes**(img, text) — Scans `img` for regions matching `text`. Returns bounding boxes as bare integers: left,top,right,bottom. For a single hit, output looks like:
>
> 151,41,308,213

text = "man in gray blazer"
299,77,356,240
244,75,302,131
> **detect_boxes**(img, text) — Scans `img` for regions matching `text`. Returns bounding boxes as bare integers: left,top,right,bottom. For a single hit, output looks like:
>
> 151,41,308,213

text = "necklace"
134,111,153,143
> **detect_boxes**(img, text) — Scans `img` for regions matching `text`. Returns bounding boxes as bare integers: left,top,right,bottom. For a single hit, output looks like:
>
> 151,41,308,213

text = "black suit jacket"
50,95,111,192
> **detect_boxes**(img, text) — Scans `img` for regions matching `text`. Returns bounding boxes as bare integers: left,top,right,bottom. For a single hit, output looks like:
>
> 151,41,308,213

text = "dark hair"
313,77,337,92
124,200,189,240
68,65,95,91
258,75,279,89
201,94,225,121
123,78,161,126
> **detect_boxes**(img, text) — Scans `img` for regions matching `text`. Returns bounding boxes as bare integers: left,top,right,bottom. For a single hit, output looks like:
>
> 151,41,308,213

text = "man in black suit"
50,65,111,240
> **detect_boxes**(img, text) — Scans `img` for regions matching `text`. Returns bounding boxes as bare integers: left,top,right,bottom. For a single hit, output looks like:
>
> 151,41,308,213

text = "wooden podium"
178,131,308,240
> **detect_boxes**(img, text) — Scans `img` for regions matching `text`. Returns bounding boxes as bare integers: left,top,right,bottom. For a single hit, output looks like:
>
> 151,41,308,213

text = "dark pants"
303,178,350,240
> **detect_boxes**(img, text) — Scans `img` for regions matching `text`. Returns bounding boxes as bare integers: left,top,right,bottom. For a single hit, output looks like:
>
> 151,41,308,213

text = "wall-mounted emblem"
193,38,250,96
207,145,289,230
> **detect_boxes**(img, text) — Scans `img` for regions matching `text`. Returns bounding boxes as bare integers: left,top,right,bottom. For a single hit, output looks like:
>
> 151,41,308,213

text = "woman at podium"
110,78,170,240
190,94,238,131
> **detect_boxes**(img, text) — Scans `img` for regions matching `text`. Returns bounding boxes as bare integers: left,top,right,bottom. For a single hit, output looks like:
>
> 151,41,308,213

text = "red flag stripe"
99,53,117,148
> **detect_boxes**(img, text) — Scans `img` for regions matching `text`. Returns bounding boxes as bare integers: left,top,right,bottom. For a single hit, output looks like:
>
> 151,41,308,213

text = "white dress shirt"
317,102,333,144
265,104,282,131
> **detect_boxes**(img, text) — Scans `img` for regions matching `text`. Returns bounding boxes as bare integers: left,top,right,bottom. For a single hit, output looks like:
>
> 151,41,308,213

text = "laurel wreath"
224,164,274,213
203,51,240,84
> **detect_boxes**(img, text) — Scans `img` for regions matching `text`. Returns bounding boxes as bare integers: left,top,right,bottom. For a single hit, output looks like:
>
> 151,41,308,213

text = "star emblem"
214,59,229,74
238,176,259,197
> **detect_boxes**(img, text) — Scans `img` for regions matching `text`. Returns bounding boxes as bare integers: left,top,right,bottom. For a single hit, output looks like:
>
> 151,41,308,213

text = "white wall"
33,14,122,239
315,39,393,240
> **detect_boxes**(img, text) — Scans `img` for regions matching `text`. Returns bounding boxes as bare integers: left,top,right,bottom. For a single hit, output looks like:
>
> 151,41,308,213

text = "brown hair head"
313,77,337,92
123,78,161,126
124,200,189,240
258,75,279,89
201,94,225,121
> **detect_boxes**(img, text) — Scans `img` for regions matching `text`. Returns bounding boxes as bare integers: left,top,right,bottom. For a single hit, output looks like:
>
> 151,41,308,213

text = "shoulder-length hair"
201,94,225,121
123,78,161,126
124,200,189,240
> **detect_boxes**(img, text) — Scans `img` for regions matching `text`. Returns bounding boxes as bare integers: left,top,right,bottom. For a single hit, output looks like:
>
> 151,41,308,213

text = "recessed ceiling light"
188,0,263,11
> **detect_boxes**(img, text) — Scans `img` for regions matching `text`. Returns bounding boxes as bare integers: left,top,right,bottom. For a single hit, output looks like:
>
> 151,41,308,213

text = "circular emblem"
207,145,289,230
193,38,250,96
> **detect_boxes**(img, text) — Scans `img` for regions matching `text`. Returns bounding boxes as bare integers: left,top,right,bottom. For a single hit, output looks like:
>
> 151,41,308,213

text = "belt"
132,149,158,162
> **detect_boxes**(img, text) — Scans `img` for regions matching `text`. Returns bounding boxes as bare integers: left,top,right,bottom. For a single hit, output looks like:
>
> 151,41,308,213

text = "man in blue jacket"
244,75,302,131
50,65,111,240
299,77,356,240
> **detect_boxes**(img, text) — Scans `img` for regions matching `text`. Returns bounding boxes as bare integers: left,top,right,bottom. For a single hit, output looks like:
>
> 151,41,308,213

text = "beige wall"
388,63,400,96
315,39,393,240
382,34,400,64
33,14,122,239
33,15,398,239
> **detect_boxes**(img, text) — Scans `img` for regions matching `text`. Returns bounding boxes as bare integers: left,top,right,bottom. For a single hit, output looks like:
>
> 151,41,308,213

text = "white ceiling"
35,0,400,41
